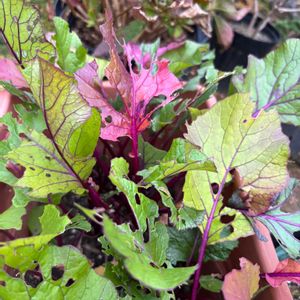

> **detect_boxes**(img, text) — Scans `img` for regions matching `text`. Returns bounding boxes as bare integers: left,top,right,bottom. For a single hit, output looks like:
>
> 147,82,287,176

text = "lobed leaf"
233,39,300,125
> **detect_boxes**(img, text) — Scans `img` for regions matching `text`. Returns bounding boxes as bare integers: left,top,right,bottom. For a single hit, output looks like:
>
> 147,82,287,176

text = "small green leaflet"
233,39,300,125
200,275,223,293
0,206,25,230
53,17,87,73
0,0,55,65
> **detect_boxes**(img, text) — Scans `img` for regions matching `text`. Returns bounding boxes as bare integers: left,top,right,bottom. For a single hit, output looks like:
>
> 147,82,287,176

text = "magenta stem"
130,117,139,175
191,170,230,300
261,272,300,278
87,184,109,210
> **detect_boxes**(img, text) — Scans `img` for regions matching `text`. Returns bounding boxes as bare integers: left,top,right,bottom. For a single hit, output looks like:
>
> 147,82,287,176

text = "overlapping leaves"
4,59,101,198
183,94,289,243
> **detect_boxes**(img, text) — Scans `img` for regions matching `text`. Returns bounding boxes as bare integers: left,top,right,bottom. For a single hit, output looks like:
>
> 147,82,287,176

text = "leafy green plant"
0,1,300,299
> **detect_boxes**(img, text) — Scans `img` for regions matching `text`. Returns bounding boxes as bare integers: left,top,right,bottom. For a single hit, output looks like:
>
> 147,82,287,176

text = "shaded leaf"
0,205,25,230
233,39,300,125
200,275,222,293
67,214,92,232
222,258,260,300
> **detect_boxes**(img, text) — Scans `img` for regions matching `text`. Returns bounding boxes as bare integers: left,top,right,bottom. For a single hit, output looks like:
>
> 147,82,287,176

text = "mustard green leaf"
0,0,55,65
53,17,87,73
138,138,216,183
103,216,196,291
200,275,222,293
233,39,300,125
109,158,158,231
39,204,71,235
67,214,92,232
0,204,70,271
0,205,25,230
183,94,289,242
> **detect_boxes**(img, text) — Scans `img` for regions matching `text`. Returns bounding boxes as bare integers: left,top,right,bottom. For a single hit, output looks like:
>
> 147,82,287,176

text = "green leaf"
67,214,92,232
183,93,289,243
103,216,196,291
0,0,54,65
233,39,300,125
0,206,25,230
5,59,100,198
200,275,223,293
39,204,70,235
0,204,70,271
205,240,239,262
163,41,208,76
255,178,300,259
119,20,145,42
138,137,166,168
138,138,216,183
53,17,87,73
0,245,117,300
109,158,158,231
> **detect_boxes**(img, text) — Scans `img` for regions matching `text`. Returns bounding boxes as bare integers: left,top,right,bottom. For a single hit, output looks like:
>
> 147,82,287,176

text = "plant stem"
131,117,139,175
191,170,230,300
87,184,109,210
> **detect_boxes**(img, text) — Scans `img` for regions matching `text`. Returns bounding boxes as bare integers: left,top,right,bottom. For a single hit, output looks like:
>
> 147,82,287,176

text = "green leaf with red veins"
233,39,300,125
0,0,55,66
75,10,182,141
5,58,100,198
183,94,289,242
222,258,260,300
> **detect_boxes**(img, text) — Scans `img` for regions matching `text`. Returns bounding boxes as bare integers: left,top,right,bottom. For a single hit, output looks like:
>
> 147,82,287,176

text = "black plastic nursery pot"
212,13,281,72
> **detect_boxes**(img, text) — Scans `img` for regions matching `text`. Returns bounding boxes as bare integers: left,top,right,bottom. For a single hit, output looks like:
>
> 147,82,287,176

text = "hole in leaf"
45,173,51,177
243,119,247,123
0,281,5,286
65,278,75,287
149,262,158,268
29,167,35,171
51,265,64,281
45,156,51,161
135,194,141,205
24,270,43,288
220,214,235,224
105,115,112,124
211,183,219,194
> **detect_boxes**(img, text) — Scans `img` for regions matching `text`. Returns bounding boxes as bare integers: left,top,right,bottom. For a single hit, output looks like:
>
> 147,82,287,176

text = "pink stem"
191,170,230,300
131,117,139,175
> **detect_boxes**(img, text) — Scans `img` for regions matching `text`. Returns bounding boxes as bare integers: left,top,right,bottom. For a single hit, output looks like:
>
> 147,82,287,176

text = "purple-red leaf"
0,58,28,88
266,259,300,288
76,10,182,142
222,258,260,300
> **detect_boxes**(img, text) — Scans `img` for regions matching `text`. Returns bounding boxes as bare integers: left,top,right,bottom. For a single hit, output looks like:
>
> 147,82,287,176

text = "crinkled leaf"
53,17,87,73
0,0,54,65
200,275,223,293
0,204,70,271
183,94,289,242
233,39,300,125
139,138,215,183
109,157,158,231
222,258,260,300
76,10,182,141
205,240,238,262
255,178,300,259
0,205,25,230
265,258,300,287
103,215,196,291
0,245,117,300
